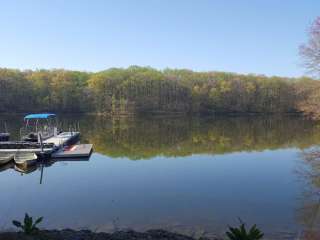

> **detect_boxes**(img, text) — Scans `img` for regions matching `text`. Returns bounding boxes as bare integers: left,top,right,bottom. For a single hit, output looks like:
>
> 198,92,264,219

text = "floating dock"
0,142,54,154
44,132,80,147
52,144,93,158
0,114,93,167
0,132,80,156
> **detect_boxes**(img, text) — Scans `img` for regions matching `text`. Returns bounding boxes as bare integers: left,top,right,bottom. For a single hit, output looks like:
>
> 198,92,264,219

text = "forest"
0,66,319,118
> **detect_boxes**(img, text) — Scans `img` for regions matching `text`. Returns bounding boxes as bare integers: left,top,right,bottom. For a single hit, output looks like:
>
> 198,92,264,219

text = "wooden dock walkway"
52,144,93,158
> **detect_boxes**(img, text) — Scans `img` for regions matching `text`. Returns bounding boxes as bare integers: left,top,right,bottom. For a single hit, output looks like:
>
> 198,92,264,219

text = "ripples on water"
0,114,319,239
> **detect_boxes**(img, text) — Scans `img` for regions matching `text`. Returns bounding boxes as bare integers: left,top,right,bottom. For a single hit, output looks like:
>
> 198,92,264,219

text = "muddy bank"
0,229,215,240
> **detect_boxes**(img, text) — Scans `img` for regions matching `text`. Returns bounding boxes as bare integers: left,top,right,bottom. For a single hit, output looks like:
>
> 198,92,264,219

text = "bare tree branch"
300,17,320,78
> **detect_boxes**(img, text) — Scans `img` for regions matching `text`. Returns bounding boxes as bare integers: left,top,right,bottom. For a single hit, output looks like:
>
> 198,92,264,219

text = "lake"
0,114,319,239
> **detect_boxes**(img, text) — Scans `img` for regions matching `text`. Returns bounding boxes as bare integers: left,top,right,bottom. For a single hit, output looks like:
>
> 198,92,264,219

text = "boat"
21,113,58,142
0,161,14,172
0,113,79,154
0,153,14,165
0,113,86,161
14,152,38,167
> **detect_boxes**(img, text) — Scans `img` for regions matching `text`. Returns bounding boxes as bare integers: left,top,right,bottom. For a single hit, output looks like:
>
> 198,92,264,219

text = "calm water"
0,115,319,239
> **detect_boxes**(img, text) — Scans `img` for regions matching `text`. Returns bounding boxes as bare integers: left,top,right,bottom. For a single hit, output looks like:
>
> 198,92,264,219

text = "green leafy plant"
12,213,43,235
226,220,264,240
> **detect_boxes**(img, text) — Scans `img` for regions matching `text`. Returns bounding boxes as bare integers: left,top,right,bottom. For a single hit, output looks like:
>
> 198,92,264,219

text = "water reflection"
0,114,320,239
0,157,90,184
2,115,320,159
298,148,320,239
83,115,320,159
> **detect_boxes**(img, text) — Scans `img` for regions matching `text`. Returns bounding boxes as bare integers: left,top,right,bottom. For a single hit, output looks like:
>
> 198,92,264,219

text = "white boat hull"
0,153,14,165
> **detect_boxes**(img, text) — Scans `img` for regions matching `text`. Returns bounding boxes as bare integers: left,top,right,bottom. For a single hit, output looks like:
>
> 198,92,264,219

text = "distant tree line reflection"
78,116,320,159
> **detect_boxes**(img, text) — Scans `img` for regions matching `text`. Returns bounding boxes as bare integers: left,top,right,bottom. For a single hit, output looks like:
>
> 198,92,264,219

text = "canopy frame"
24,113,56,120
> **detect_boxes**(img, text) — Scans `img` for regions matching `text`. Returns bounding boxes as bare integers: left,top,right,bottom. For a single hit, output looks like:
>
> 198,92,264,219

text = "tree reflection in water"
2,114,320,159
83,115,320,159
298,148,320,239
1,114,320,238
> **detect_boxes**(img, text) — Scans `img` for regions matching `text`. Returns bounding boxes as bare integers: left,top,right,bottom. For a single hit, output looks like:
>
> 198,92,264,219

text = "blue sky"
0,0,318,77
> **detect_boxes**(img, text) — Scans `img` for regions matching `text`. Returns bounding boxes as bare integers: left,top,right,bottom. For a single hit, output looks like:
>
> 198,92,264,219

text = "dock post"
39,133,44,153
40,164,44,184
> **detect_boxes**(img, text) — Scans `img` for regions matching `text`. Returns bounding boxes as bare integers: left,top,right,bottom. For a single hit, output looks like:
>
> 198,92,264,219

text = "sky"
0,0,319,77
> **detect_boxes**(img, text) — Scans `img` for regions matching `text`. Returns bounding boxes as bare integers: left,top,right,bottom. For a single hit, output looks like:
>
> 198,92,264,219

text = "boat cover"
24,113,56,120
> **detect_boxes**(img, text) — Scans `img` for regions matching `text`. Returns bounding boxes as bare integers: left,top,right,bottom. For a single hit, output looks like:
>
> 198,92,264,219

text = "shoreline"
0,228,312,240
0,111,304,117
0,229,215,240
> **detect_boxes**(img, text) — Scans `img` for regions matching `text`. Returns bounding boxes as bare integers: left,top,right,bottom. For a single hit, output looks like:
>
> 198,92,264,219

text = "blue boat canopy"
24,113,56,120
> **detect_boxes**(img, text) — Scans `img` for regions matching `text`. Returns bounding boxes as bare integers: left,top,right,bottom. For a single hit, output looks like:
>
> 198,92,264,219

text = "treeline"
0,66,319,116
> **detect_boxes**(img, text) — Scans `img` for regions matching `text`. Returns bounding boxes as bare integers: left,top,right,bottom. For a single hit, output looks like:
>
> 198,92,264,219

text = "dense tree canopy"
0,66,318,116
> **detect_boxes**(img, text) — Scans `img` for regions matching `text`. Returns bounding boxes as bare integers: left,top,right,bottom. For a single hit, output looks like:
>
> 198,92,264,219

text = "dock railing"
20,125,56,142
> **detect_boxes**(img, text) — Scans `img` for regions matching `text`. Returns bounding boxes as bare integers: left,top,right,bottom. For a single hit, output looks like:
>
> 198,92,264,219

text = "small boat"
0,114,84,158
21,113,57,142
14,152,38,167
0,161,14,172
0,153,14,165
